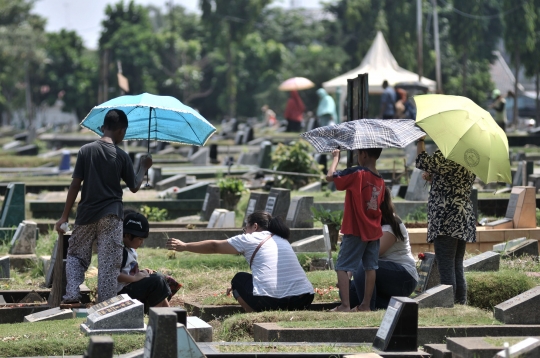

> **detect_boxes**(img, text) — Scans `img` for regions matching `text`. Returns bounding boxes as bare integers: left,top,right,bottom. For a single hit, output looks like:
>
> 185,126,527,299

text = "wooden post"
346,74,369,168
47,233,65,307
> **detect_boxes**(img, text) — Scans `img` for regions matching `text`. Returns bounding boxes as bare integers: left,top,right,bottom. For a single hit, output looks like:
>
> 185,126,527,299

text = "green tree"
200,0,271,117
521,0,540,122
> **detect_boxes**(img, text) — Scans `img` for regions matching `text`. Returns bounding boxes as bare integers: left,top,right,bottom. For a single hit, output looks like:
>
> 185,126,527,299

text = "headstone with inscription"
285,196,314,228
494,286,540,324
9,220,37,255
264,188,290,220
463,251,500,272
413,284,453,308
0,182,25,229
372,297,418,352
80,294,145,335
404,169,430,201
243,192,269,226
200,185,221,221
0,256,9,279
414,252,440,294
24,307,73,322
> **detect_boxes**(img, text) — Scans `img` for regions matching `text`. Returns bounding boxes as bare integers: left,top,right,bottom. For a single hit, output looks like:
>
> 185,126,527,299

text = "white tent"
323,31,436,119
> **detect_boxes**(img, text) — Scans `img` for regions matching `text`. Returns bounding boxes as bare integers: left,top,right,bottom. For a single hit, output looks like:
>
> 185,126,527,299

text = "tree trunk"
226,30,237,118
536,70,540,125
513,48,520,125
461,53,468,96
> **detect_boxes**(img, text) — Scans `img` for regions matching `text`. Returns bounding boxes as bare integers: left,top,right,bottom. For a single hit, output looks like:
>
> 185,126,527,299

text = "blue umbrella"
80,93,216,149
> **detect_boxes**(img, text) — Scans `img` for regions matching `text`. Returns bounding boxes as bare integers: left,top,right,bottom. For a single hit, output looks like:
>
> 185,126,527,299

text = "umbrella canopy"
301,118,425,153
81,93,216,146
278,77,315,91
414,94,511,184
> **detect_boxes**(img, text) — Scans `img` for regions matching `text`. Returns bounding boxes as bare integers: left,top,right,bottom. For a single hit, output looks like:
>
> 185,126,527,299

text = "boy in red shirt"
326,148,385,312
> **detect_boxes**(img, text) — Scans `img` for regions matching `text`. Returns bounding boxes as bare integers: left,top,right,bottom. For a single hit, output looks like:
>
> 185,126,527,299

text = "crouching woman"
166,211,314,312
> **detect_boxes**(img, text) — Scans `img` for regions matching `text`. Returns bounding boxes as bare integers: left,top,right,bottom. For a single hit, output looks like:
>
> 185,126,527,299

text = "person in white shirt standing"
166,211,314,312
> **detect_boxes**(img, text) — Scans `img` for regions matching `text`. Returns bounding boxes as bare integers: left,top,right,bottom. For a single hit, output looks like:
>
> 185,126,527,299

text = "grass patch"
466,269,536,310
0,154,60,168
215,305,499,341
216,343,372,353
0,319,144,357
484,337,528,347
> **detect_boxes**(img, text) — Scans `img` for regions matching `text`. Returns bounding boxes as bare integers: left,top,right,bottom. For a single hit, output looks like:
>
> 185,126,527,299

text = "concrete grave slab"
143,307,178,358
237,151,259,166
0,256,9,279
200,185,221,221
493,237,527,252
24,307,73,322
405,169,430,201
9,220,37,255
286,196,314,228
494,286,540,324
0,182,25,229
423,344,451,358
243,192,269,226
463,251,500,272
0,295,5,304
264,188,290,220
155,174,187,191
413,284,454,308
176,181,210,200
9,254,38,271
502,239,538,259
494,337,540,357
415,252,440,293
81,294,146,335
291,235,326,253
298,181,322,192
446,337,503,358
187,316,213,342
258,141,273,169
189,147,209,166
85,336,114,358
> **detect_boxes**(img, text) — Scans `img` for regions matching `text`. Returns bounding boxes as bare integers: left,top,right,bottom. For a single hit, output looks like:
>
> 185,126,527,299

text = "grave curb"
252,322,540,345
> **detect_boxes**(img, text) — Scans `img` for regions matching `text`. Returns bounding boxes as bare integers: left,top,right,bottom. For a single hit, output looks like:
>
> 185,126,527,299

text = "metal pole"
417,0,423,81
432,0,442,93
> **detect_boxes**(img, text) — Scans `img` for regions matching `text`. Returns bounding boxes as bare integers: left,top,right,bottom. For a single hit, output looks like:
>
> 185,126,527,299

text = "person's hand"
143,268,155,274
331,149,340,159
134,271,150,281
166,238,186,252
226,287,232,296
141,154,153,169
55,218,68,234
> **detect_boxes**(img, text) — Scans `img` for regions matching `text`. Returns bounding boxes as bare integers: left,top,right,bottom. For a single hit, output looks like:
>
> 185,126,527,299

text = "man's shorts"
335,234,380,273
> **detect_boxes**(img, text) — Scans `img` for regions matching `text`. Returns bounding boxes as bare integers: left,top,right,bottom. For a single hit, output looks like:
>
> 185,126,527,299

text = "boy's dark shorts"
119,272,171,312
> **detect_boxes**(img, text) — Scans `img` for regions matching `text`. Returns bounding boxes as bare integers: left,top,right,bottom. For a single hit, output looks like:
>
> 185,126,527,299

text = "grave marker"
144,308,178,358
189,147,209,166
9,220,37,255
323,225,335,270
258,141,272,169
494,286,540,324
404,169,430,201
155,174,186,191
234,131,244,145
200,185,221,221
487,186,536,229
463,251,500,272
0,182,25,229
81,294,145,335
264,188,290,220
176,182,210,200
237,151,259,166
207,209,235,229
502,239,539,259
0,256,9,279
187,316,213,342
243,192,268,226
413,284,453,308
513,161,534,187
285,196,314,228
493,237,527,252
84,336,114,358
298,181,322,192
495,337,540,358
415,252,440,294
24,307,73,322
291,235,326,253
372,297,418,352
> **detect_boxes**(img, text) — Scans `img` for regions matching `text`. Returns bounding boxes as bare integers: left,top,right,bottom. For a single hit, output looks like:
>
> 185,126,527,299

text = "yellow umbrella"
414,94,511,184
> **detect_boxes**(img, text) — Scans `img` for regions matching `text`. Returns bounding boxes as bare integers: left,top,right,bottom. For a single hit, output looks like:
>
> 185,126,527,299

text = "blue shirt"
381,87,397,117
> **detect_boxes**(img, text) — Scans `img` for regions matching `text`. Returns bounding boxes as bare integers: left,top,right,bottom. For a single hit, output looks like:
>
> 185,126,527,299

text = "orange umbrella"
278,77,315,91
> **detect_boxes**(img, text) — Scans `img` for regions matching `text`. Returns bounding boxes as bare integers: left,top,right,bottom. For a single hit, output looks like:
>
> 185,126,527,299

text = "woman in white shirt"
166,211,314,312
350,187,419,310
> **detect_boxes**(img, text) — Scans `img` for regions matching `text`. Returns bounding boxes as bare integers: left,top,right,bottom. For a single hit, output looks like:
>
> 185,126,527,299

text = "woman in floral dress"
415,137,476,304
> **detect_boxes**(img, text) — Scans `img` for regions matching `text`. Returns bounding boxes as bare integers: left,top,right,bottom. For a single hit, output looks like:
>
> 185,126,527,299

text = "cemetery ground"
1,227,540,356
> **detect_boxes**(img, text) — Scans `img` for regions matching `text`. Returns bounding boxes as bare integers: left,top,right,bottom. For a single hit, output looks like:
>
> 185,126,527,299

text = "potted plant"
217,177,245,211
310,206,343,251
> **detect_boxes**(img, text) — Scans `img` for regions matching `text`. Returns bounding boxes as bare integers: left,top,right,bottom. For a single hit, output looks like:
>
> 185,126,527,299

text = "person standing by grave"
166,211,315,312
379,80,396,119
284,90,305,132
348,187,418,310
316,88,338,126
489,89,507,132
415,136,476,304
118,211,181,312
326,148,385,312
55,109,153,304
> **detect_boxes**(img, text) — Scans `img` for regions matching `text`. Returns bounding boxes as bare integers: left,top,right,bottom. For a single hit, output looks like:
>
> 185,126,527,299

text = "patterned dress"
416,150,477,243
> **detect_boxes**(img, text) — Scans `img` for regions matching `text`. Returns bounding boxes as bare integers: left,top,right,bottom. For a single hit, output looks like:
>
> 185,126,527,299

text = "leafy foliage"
217,177,245,195
140,205,168,222
310,206,343,230
270,140,320,190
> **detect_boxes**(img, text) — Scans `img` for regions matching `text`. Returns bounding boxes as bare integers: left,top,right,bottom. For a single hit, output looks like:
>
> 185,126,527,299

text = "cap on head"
123,212,149,238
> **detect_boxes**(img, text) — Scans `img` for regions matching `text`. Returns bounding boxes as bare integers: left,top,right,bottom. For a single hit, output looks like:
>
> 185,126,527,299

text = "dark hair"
382,80,389,88
247,211,290,240
103,109,128,131
380,187,405,241
358,148,382,159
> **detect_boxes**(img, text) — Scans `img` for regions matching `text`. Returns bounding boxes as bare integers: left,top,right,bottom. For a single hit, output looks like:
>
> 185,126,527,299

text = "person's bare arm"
379,231,398,256
118,271,149,283
166,238,240,255
130,154,153,193
55,178,82,234
326,149,341,182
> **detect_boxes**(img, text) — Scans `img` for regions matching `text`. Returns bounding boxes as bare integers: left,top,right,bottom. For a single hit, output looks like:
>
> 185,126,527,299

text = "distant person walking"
316,88,338,126
489,89,507,132
380,80,396,119
284,90,305,132
415,137,476,304
55,109,153,304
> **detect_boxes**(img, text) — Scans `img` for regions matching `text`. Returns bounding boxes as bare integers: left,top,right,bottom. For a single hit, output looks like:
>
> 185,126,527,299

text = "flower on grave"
418,253,425,260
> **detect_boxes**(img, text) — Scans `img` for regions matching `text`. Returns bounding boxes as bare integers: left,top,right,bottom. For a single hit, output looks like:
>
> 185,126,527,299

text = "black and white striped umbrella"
301,118,425,153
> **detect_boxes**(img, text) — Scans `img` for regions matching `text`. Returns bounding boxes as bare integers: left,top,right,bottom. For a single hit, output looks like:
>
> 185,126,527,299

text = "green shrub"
466,270,535,310
140,205,168,222
404,206,428,222
270,140,320,190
